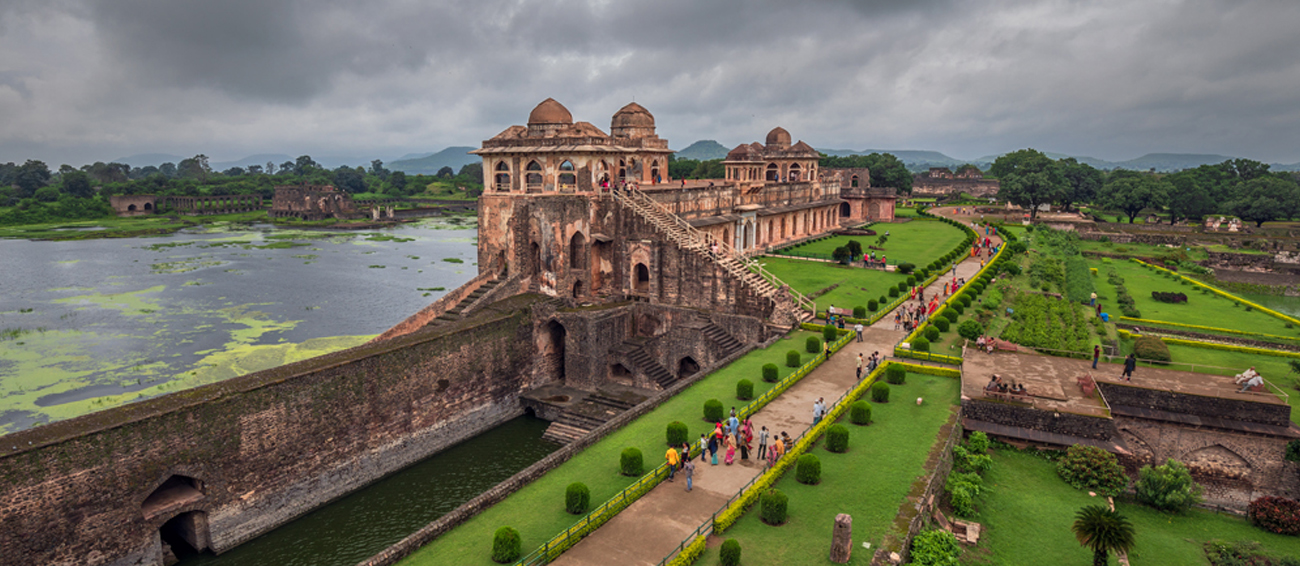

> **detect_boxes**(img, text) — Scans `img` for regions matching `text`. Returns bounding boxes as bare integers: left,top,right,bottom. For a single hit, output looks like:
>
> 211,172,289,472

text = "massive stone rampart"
0,295,545,566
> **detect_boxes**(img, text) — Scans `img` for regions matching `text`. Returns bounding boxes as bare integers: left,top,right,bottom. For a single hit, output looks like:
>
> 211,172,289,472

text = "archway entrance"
160,511,209,559
572,280,583,298
569,232,586,269
634,263,650,293
530,242,541,276
544,320,567,382
840,202,851,218
144,475,209,559
678,356,700,379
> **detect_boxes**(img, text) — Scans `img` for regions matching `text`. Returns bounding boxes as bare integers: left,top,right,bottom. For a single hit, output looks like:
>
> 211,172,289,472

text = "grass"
696,374,961,565
965,449,1300,565
0,212,262,240
1093,259,1297,339
1077,239,1210,261
758,257,905,312
399,331,818,566
777,220,967,268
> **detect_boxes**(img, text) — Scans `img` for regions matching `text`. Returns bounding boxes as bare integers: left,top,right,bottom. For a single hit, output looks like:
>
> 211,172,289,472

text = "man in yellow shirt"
666,446,680,482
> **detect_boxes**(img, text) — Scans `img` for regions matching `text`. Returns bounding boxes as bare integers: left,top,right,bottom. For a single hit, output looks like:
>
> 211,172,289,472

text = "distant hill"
674,140,730,161
1113,153,1237,172
394,151,436,161
110,153,187,167
817,148,971,172
388,146,478,175
211,154,295,171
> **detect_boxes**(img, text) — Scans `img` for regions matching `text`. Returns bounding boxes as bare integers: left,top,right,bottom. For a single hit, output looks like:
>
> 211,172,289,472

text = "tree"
832,246,851,264
668,157,698,180
1071,505,1136,566
333,166,366,193
690,159,726,179
1164,170,1217,224
436,166,455,178
389,171,408,194
457,162,483,184
294,155,319,175
1228,176,1300,227
279,161,295,175
1098,173,1171,223
1057,158,1103,212
223,167,246,177
247,164,264,175
818,153,912,193
991,149,1063,222
33,186,61,202
14,160,52,198
158,162,178,178
370,159,388,178
1135,459,1203,513
177,155,210,182
61,170,94,198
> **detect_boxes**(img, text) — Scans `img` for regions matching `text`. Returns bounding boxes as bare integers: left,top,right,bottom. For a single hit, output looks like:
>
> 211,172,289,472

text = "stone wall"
1098,382,1291,428
960,399,1117,440
0,296,546,566
873,407,962,565
109,194,160,216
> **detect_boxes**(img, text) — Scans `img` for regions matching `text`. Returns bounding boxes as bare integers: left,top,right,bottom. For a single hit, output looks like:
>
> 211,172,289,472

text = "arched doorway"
651,160,661,183
544,320,567,382
678,356,700,379
572,280,583,298
495,162,511,191
789,163,801,182
143,202,153,210
840,202,851,218
144,475,210,559
634,263,650,293
530,242,542,276
850,175,859,188
526,161,543,190
497,250,508,276
128,204,137,211
558,160,576,190
766,163,779,182
569,232,586,269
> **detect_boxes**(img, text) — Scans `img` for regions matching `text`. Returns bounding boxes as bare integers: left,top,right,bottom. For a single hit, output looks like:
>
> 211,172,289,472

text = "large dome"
765,127,792,148
528,98,573,125
612,102,655,129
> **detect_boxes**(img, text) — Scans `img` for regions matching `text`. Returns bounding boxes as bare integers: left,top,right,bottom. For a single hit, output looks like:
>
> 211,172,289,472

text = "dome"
612,102,655,129
765,127,792,148
528,98,573,125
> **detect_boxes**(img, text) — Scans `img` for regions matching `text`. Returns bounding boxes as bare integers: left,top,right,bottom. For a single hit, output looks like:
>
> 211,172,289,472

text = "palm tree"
1071,504,1136,566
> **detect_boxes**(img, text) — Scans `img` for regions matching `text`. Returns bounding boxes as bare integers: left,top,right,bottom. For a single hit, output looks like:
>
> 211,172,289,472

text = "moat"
0,217,478,433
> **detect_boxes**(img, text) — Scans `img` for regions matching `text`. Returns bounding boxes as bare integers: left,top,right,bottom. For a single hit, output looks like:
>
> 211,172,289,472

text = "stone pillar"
829,513,851,563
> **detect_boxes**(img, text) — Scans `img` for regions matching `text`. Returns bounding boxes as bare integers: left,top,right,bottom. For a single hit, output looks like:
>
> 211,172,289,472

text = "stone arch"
558,160,576,189
569,232,587,270
610,363,633,385
572,279,583,298
128,204,137,211
143,202,153,210
496,250,508,276
678,356,700,379
840,202,851,218
766,163,779,182
850,175,860,188
1182,444,1253,480
144,475,210,558
789,163,802,182
526,160,543,187
530,241,542,277
634,262,650,293
651,159,661,183
542,320,567,382
870,202,881,219
495,161,511,190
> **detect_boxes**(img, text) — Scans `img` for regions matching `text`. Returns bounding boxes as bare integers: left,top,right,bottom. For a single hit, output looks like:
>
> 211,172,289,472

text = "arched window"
495,161,511,191
650,160,661,184
766,163,779,182
558,160,576,190
789,163,802,182
526,161,543,190
634,263,650,293
850,175,859,188
569,232,586,269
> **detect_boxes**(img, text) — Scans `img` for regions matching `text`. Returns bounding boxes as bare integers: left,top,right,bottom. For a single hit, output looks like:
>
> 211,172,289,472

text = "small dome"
528,98,573,125
612,102,655,129
766,127,792,147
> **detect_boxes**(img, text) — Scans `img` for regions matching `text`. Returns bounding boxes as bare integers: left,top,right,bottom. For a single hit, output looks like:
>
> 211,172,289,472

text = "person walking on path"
855,322,864,342
728,413,740,438
757,426,769,460
1090,291,1097,306
741,419,753,460
724,433,737,465
697,434,708,462
665,445,680,481
856,353,864,379
1092,345,1101,369
708,431,720,465
813,397,826,424
682,457,695,492
1122,354,1136,381
894,311,902,330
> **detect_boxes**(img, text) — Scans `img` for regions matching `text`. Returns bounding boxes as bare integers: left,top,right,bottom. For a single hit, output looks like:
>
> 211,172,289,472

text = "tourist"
894,312,902,331
1095,302,1103,316
757,425,769,459
838,317,845,330
682,456,695,492
728,412,740,438
856,353,864,378
698,433,709,462
1090,291,1097,306
812,398,824,424
665,445,680,481
985,374,999,391
855,322,864,342
724,432,737,465
781,431,793,448
1092,345,1100,369
1238,371,1264,393
708,431,720,465
741,419,753,460
1235,367,1260,385
1122,354,1136,382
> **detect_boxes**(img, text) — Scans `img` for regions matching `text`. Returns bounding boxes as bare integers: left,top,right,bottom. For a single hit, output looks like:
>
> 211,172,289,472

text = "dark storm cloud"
1,0,1298,166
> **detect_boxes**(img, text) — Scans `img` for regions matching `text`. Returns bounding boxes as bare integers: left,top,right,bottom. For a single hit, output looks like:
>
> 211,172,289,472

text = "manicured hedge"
704,399,724,423
620,448,643,476
720,539,742,566
786,350,801,367
823,325,839,343
762,363,779,383
867,299,878,312
1249,496,1300,536
565,482,590,515
796,454,821,485
806,336,822,353
912,336,930,352
826,424,849,453
737,379,754,401
886,365,906,385
933,318,950,332
850,401,872,425
1134,335,1171,363
761,489,788,525
871,382,891,403
667,421,689,446
492,526,522,563
925,326,940,342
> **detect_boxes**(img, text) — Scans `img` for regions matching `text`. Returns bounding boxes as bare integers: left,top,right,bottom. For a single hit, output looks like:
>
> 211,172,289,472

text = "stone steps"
427,279,500,327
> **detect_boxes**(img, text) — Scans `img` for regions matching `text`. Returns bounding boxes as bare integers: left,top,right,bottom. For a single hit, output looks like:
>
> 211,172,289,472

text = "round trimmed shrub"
888,287,899,298
867,299,879,312
565,482,590,514
952,302,964,315
897,262,915,274
1055,444,1127,496
878,296,888,306
897,281,909,293
737,379,754,401
850,400,872,425
906,275,917,286
853,305,867,318
958,319,984,340
886,365,906,385
943,310,959,323
871,382,891,403
719,539,742,566
933,317,950,332
786,350,801,367
925,326,940,342
806,336,822,353
704,399,724,423
959,294,973,307
823,324,838,343
760,489,788,525
912,336,930,352
620,448,643,476
826,424,849,453
492,526,522,563
762,363,779,383
796,454,822,485
667,421,689,446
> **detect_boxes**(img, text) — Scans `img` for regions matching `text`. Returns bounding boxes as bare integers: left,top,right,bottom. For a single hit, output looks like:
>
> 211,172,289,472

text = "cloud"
1,0,1298,166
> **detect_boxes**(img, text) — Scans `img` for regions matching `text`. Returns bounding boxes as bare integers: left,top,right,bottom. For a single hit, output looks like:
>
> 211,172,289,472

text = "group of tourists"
984,374,1029,396
856,352,881,378
1235,366,1264,392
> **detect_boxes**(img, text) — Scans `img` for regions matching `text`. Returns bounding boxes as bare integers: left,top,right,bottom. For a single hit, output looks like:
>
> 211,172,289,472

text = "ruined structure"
822,167,897,222
269,184,359,220
109,194,160,216
109,195,263,217
911,165,999,198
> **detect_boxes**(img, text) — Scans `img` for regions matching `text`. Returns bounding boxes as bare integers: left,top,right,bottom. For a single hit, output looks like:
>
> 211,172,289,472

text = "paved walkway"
550,208,996,566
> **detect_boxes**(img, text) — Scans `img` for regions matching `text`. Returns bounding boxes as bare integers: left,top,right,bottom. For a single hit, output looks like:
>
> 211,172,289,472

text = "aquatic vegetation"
369,265,386,268
443,258,464,263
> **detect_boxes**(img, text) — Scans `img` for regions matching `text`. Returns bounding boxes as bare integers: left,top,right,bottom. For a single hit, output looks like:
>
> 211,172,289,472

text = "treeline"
989,149,1300,227
0,155,485,226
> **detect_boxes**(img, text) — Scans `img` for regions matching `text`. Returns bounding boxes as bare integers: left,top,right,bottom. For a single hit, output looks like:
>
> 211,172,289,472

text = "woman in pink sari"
724,433,737,465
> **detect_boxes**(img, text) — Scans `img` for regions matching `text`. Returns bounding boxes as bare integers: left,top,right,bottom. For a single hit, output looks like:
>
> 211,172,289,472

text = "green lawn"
1092,259,1297,339
399,331,818,566
758,257,906,314
776,220,967,267
697,374,961,565
1077,239,1210,261
966,449,1300,565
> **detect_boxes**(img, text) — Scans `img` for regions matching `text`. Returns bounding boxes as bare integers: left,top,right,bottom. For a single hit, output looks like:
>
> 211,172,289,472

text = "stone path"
549,208,996,566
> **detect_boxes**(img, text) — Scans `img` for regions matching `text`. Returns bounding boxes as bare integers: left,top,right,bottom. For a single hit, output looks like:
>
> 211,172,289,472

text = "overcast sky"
2,0,1298,167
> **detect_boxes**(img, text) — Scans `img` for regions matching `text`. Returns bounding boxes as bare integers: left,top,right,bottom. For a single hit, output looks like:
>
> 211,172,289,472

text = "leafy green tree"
436,166,455,178
247,164,264,175
668,157,698,180
1098,173,1171,223
177,155,211,181
333,166,366,193
1164,170,1217,223
370,159,388,178
34,186,61,202
1071,505,1136,566
457,162,483,184
61,170,94,198
1135,459,1203,513
294,155,319,175
819,153,912,193
158,162,178,178
690,159,726,179
1228,176,1300,227
991,149,1063,222
832,246,851,264
389,171,408,194
279,161,295,175
14,160,51,198
1057,158,1103,212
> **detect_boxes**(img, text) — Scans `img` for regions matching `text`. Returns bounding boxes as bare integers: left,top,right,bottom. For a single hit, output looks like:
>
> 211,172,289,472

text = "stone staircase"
702,323,745,359
610,187,813,324
426,278,500,327
627,345,677,389
541,392,640,444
